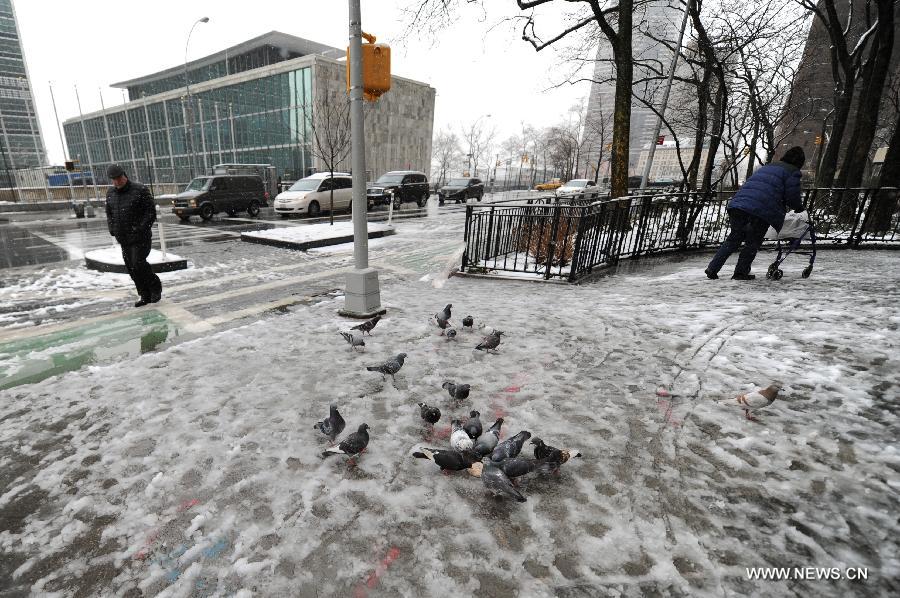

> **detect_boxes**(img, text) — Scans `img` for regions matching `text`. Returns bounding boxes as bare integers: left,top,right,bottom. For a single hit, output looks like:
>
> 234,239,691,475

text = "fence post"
545,201,562,280
569,204,589,282
849,188,872,247
462,204,473,272
486,205,496,260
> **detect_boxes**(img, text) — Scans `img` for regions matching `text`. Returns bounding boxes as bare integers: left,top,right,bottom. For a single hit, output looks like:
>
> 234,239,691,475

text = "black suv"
172,175,268,221
438,177,484,205
366,171,430,209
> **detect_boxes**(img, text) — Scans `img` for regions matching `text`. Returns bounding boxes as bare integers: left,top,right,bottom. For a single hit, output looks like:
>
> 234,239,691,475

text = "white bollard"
387,190,394,226
156,206,167,259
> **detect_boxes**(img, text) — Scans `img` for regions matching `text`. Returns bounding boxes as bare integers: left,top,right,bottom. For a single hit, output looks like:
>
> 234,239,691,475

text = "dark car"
172,175,268,221
366,171,430,209
438,178,484,205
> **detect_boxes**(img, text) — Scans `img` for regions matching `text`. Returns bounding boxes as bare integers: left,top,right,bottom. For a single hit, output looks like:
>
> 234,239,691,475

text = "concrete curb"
240,227,396,251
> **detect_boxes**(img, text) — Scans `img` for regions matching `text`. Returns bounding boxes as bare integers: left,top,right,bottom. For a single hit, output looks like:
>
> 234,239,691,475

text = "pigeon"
340,331,365,351
366,353,407,380
446,328,458,340
412,447,480,473
442,381,471,401
736,384,780,421
351,315,381,336
322,423,370,459
462,315,474,330
470,457,544,480
530,437,582,471
313,404,346,442
463,410,482,439
473,418,504,457
417,402,441,425
435,316,452,334
479,458,527,502
491,430,532,462
450,419,474,452
436,304,452,322
475,330,504,353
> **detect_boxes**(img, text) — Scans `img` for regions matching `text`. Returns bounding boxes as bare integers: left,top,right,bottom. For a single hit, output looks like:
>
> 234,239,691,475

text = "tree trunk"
609,3,633,199
687,68,710,190
835,0,895,190
866,118,900,233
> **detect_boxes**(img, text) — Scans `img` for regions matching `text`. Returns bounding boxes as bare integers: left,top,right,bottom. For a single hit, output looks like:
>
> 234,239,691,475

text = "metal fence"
462,187,900,282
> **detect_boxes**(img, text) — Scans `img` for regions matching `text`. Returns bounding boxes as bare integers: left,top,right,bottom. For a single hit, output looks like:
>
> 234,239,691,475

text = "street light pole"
341,0,383,318
184,17,209,178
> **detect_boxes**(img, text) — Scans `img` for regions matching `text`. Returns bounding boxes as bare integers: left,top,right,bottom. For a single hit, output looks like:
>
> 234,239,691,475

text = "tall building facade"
63,32,435,185
581,1,682,179
0,0,47,185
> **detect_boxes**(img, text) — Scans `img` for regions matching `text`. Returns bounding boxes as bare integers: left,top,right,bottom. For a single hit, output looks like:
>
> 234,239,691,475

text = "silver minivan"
274,172,352,217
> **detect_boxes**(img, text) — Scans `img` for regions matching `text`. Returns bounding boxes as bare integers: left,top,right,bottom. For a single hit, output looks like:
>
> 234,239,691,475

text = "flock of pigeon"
316,304,580,503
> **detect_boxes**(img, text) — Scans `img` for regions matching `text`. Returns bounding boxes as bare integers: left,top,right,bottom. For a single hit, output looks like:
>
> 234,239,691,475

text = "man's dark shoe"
150,292,162,303
731,273,756,280
704,269,718,280
134,298,151,307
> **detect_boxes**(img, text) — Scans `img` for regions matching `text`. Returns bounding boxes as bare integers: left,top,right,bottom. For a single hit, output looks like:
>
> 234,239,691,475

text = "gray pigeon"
340,331,365,351
470,456,545,480
436,304,452,322
366,353,407,380
462,315,474,330
480,458,526,502
313,404,346,442
463,410,482,439
412,447,480,472
491,430,532,462
351,315,381,336
435,316,452,334
531,437,582,472
322,423,370,459
417,402,441,425
475,330,504,353
442,381,471,401
473,418,504,457
446,328,458,340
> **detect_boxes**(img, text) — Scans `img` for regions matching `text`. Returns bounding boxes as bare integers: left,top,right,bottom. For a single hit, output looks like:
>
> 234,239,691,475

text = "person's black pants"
707,208,770,275
121,240,162,300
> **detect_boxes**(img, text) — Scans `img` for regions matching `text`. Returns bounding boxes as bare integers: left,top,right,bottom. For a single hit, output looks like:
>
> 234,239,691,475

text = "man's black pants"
121,240,162,300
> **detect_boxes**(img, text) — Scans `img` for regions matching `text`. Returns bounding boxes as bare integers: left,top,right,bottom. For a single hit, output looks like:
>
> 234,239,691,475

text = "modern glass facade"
0,0,46,186
126,45,306,100
64,67,314,185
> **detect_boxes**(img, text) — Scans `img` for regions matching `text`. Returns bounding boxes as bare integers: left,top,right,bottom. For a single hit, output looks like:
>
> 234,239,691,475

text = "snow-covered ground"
241,221,393,244
0,250,898,597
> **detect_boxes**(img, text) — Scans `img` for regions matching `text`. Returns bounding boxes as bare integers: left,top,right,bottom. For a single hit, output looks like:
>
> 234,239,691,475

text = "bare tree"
309,87,352,225
431,129,462,189
581,97,613,182
460,119,496,178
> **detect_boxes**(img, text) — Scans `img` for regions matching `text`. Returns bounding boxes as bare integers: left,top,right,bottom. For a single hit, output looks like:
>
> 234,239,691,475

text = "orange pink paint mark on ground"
656,399,682,428
133,499,200,561
354,546,402,598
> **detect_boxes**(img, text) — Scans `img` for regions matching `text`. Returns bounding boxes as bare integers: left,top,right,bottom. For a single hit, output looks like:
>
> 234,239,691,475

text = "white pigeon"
736,384,780,420
450,419,474,452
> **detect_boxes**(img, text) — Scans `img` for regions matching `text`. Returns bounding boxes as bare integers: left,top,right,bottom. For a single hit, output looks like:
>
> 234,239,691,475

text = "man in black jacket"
105,164,162,307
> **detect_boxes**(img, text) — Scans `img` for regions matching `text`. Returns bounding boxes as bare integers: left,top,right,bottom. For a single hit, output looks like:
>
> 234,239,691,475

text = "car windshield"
376,174,405,184
564,180,588,188
288,178,322,191
448,178,470,186
184,178,210,192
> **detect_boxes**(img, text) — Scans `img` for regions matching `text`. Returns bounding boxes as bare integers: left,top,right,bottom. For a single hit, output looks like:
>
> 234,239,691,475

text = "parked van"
172,175,267,221
274,172,353,217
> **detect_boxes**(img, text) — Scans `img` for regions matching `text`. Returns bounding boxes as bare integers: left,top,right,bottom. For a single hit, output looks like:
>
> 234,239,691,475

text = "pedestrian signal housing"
347,33,391,102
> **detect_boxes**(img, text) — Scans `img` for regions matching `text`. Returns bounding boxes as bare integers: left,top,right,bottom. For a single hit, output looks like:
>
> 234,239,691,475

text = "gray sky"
15,0,590,165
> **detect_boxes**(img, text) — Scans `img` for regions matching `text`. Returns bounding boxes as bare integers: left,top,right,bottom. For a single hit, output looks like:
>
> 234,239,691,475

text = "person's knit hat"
106,164,126,178
780,147,806,169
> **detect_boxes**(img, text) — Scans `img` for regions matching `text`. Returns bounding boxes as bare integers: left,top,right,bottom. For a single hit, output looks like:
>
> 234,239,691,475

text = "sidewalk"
1,250,898,597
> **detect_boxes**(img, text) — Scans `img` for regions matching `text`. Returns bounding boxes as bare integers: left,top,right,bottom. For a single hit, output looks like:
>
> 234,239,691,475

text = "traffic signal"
346,32,391,101
656,135,665,145
814,136,822,145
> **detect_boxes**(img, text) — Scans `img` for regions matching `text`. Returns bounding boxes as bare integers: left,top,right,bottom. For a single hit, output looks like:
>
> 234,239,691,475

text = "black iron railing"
461,187,899,282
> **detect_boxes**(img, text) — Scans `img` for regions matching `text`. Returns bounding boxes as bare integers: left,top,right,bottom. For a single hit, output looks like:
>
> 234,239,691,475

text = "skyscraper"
0,0,46,185
581,1,683,180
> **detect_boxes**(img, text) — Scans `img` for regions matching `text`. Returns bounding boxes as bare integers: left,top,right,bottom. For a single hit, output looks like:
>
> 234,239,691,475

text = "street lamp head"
199,17,210,23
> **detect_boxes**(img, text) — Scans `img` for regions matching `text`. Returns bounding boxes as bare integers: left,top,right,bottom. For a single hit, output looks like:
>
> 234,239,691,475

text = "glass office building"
0,0,47,186
62,32,436,187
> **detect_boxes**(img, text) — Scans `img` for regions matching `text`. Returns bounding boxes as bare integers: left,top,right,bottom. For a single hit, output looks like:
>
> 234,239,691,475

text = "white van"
274,172,352,217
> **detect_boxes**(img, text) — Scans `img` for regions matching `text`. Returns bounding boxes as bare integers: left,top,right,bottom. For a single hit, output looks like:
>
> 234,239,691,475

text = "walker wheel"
772,269,783,281
801,265,812,279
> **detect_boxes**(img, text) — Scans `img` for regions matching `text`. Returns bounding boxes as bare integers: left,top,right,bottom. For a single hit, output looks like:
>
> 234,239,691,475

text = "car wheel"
178,215,191,222
417,193,428,208
439,197,445,206
308,201,321,217
247,200,261,217
393,196,402,210
477,193,483,202
199,203,214,221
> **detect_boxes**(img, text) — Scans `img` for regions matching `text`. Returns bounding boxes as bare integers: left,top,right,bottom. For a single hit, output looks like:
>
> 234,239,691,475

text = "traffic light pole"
639,0,692,192
341,0,384,318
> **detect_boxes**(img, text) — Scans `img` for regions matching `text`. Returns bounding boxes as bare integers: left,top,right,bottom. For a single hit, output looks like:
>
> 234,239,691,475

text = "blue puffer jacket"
728,161,803,231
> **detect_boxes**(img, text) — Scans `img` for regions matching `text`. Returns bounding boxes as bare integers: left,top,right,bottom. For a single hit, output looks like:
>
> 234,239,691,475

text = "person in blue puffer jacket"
705,146,806,280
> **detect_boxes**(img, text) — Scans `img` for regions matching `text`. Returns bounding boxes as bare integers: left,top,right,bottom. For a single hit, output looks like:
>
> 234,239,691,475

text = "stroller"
764,210,816,280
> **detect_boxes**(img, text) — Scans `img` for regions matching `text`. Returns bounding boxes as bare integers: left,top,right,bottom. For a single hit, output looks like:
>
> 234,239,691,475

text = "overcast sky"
15,0,591,165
